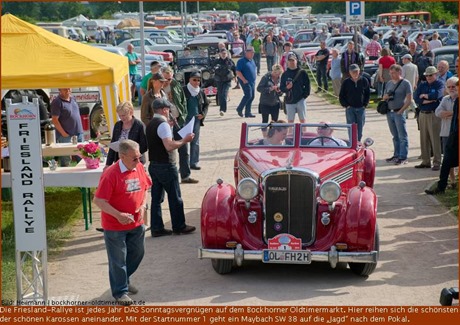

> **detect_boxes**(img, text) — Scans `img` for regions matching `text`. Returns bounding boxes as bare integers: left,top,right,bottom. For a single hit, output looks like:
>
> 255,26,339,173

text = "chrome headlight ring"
175,72,184,81
237,178,258,200
202,70,211,80
319,180,341,203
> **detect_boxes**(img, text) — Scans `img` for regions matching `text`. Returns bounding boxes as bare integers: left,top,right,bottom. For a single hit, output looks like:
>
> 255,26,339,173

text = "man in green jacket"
161,66,198,184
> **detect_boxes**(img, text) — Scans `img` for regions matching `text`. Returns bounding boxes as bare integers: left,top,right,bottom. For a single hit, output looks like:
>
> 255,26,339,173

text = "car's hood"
239,148,356,178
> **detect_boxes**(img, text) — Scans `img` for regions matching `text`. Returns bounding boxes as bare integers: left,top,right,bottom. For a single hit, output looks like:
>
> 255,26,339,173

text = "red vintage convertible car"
199,122,379,276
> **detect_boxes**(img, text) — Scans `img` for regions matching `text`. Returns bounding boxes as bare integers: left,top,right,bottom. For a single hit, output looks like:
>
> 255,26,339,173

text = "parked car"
199,122,379,276
118,38,182,59
432,46,458,75
174,49,217,97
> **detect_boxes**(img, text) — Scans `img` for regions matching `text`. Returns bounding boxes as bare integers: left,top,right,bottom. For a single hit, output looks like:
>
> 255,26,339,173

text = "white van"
38,24,80,41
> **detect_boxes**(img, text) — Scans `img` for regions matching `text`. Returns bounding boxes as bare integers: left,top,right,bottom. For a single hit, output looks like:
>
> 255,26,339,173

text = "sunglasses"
190,78,201,82
425,74,435,77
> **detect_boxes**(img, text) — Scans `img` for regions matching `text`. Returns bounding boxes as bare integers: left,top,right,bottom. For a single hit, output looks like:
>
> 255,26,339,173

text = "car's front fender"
344,186,377,251
201,182,236,249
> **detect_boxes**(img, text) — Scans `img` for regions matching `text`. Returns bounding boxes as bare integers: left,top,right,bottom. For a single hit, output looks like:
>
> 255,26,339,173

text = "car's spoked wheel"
349,225,379,276
211,259,233,274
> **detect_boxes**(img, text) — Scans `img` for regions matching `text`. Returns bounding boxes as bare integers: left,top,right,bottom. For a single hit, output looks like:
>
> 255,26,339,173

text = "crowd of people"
50,20,456,306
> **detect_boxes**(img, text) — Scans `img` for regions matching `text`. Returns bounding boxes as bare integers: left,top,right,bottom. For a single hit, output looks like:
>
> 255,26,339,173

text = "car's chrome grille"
330,168,353,184
263,170,317,245
238,163,254,180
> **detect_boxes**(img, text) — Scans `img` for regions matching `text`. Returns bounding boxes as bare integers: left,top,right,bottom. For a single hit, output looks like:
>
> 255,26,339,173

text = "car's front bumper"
198,244,378,269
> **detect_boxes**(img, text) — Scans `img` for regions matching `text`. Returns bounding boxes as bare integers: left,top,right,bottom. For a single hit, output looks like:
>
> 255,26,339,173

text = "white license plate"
262,250,311,264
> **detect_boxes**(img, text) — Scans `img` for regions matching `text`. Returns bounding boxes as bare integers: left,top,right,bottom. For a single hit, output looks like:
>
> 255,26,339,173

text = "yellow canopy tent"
1,13,131,135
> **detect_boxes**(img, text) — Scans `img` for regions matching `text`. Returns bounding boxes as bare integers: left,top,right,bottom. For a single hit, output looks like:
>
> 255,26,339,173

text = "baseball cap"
349,64,360,72
287,52,297,61
189,71,201,79
151,72,166,81
424,66,438,76
152,98,172,110
401,54,412,61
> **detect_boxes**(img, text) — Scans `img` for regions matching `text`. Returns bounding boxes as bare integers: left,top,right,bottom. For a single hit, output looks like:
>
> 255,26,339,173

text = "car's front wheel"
211,259,233,274
348,225,379,276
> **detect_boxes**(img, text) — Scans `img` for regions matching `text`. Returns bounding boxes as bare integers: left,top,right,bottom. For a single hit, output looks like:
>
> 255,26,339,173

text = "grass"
1,187,83,301
427,178,459,217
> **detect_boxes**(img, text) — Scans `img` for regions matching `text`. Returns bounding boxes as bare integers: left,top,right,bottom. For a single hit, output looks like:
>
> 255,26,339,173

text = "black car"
432,45,458,75
174,49,217,97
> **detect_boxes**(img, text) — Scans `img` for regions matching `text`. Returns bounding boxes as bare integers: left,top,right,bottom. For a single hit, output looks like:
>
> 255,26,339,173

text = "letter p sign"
350,1,361,15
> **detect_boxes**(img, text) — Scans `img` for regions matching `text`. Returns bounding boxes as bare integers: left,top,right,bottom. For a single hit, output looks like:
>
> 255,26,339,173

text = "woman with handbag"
257,64,283,126
213,49,236,116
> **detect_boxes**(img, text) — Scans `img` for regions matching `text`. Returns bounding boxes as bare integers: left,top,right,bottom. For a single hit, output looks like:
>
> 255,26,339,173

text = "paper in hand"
178,117,195,139
108,141,120,152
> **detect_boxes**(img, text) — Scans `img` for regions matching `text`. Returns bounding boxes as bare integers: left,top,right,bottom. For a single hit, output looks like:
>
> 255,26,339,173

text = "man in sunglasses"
94,139,152,305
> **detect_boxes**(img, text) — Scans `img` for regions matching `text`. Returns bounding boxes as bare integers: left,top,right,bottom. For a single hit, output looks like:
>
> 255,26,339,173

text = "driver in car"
309,122,347,147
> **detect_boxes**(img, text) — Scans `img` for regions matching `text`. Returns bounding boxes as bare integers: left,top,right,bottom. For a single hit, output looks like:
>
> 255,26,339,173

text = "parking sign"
346,1,365,25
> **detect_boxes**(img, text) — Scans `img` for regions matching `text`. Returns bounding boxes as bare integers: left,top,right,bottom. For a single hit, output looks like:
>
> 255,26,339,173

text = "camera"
439,287,459,306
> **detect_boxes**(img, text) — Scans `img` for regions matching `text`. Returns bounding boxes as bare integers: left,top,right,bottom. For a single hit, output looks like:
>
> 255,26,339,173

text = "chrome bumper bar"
198,244,378,268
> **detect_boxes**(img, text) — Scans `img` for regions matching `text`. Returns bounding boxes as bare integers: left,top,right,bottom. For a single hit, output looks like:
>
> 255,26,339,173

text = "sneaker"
431,165,440,171
237,110,243,117
394,159,408,165
385,156,397,163
190,165,201,170
182,177,199,183
220,111,224,116
245,114,256,118
128,284,138,295
152,228,173,237
144,225,151,232
173,225,196,235
116,294,133,305
95,227,104,233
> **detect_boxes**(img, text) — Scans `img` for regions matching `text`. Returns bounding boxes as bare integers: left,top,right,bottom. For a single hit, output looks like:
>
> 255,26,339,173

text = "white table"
1,160,104,230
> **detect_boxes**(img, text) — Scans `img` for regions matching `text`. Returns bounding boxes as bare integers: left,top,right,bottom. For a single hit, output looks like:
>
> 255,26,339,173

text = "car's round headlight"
175,72,184,81
202,71,211,80
237,178,258,200
319,181,341,203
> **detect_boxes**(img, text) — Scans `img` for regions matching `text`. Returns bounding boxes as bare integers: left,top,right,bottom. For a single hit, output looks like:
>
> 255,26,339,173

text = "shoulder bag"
377,79,403,115
281,69,303,113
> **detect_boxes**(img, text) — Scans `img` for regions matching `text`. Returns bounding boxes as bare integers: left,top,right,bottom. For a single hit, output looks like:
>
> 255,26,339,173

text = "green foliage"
1,187,83,301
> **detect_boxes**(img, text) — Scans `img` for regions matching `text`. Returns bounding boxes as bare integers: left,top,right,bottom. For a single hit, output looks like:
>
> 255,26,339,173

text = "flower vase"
84,157,100,169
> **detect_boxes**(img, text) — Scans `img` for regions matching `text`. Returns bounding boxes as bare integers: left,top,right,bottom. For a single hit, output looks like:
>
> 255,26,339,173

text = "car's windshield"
246,123,351,148
177,49,210,66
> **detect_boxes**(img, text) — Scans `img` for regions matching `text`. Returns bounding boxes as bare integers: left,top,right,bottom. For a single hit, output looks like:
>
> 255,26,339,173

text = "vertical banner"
6,98,47,251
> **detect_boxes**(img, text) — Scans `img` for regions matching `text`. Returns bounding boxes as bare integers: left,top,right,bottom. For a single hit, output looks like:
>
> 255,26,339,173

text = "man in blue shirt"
414,66,445,170
235,46,257,118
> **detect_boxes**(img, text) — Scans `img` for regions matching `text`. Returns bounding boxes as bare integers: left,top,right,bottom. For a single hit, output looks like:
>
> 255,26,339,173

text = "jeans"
345,107,365,142
148,163,186,232
386,111,409,159
56,133,83,167
186,116,201,167
316,64,328,90
173,125,190,180
217,81,231,112
104,225,144,299
236,81,255,116
266,55,275,71
254,52,261,73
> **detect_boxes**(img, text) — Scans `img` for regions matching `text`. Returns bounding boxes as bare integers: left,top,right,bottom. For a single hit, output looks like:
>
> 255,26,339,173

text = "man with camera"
383,64,413,165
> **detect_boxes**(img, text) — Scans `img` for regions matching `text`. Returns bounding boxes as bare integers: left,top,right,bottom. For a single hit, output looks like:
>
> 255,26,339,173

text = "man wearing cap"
214,49,236,116
309,122,347,147
183,71,209,171
140,72,167,126
140,61,162,98
280,52,311,124
401,54,418,112
339,64,370,142
145,98,196,237
413,66,445,170
235,46,257,118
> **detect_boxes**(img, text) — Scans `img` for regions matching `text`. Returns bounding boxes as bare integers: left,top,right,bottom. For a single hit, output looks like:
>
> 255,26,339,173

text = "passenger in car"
309,122,347,147
258,120,288,145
